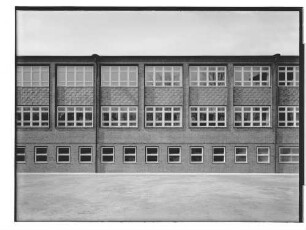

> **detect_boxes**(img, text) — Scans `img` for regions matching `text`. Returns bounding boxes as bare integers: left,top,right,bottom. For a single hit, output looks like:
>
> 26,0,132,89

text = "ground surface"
16,173,299,222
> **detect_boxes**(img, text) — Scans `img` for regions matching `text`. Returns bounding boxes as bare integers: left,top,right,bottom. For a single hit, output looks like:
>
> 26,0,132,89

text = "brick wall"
233,87,272,105
278,88,299,105
189,87,227,105
145,87,183,105
57,87,94,105
100,87,138,105
17,87,49,105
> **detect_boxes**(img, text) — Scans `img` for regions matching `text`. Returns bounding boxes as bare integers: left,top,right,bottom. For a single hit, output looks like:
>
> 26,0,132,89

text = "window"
190,147,204,163
57,106,93,127
101,66,138,87
101,147,114,163
235,147,247,163
145,66,182,87
17,106,49,127
16,147,25,163
257,147,270,163
168,147,181,163
213,147,225,163
57,66,93,86
278,106,299,127
146,147,159,163
17,66,49,87
234,66,270,86
189,66,226,86
190,106,226,127
234,106,270,127
57,147,70,163
79,147,92,163
123,147,136,163
278,66,299,86
145,106,182,127
279,147,299,163
35,147,48,163
101,106,138,127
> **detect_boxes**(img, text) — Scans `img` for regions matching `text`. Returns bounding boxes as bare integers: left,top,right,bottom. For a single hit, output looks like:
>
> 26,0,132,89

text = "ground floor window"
213,147,225,163
279,147,299,163
235,147,247,163
124,147,137,163
16,146,25,163
257,147,270,163
190,147,204,163
35,147,48,163
57,147,70,163
146,147,158,163
101,147,114,163
79,147,92,163
168,147,181,163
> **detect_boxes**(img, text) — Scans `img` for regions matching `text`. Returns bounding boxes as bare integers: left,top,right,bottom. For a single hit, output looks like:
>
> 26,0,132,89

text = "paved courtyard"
16,173,299,222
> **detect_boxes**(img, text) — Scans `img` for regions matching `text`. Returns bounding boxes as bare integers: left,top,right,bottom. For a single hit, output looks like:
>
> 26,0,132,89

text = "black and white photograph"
13,6,303,224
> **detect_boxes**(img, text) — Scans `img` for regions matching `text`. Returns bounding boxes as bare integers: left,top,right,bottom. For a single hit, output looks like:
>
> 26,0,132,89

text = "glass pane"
191,148,202,154
169,148,180,154
81,148,92,154
36,155,47,162
191,156,202,162
213,155,224,162
147,156,158,162
125,156,136,162
147,148,158,154
169,156,180,162
58,155,69,162
80,155,92,162
125,148,135,154
102,156,114,162
214,148,224,154
58,148,69,154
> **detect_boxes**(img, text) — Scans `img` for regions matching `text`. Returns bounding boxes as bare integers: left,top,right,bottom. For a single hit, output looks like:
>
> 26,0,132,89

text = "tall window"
17,66,49,87
213,147,225,163
279,147,299,163
101,106,138,127
278,106,299,127
235,147,247,163
190,106,226,127
57,66,93,86
189,66,226,86
168,147,181,163
57,147,70,163
278,66,299,86
79,147,92,163
101,66,138,86
257,147,270,163
145,66,182,87
146,147,158,163
57,106,93,127
123,147,137,163
145,106,182,127
35,147,48,163
234,66,270,86
234,106,270,127
17,106,49,127
101,147,114,163
190,147,204,163
16,147,25,163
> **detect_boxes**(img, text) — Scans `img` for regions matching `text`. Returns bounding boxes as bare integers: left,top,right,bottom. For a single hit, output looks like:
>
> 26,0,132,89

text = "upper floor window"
278,106,299,127
234,106,270,127
101,66,138,87
145,106,182,127
234,66,270,87
57,106,93,127
190,106,226,127
17,106,49,127
189,66,226,86
101,106,138,127
278,66,299,86
17,66,49,87
145,66,182,87
57,66,93,87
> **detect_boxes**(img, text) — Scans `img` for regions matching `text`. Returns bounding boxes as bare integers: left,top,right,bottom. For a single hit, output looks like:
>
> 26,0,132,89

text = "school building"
15,54,300,173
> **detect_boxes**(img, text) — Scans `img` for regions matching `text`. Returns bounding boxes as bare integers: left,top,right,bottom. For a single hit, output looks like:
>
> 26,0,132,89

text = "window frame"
279,147,299,164
145,66,182,87
79,146,93,164
101,147,115,163
234,106,271,127
16,146,26,163
17,106,49,128
234,66,270,87
34,146,48,164
123,146,137,163
145,106,183,127
56,147,71,164
17,65,49,87
57,106,93,128
256,147,270,164
190,147,204,164
278,106,299,127
190,106,227,127
278,66,299,86
101,106,138,128
168,147,182,164
57,65,94,87
145,146,159,164
189,66,227,87
101,66,138,87
212,147,226,163
234,147,248,164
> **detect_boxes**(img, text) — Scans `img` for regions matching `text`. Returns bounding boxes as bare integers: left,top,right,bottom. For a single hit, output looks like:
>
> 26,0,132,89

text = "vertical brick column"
271,60,278,173
227,63,234,131
183,63,189,129
49,62,56,131
138,63,145,131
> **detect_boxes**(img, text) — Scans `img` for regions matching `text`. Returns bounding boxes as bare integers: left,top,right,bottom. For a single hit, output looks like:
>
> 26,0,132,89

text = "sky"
16,10,299,56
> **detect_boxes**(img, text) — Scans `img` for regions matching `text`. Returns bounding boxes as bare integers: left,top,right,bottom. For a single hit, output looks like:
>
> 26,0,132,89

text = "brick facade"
17,87,49,105
233,87,272,105
57,87,94,105
278,87,299,105
145,87,183,105
189,87,227,105
100,87,138,105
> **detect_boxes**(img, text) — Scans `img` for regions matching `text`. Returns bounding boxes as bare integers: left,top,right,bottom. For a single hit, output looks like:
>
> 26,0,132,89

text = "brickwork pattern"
17,87,49,105
189,87,227,105
233,87,272,105
57,87,93,105
278,88,299,105
100,87,138,105
145,87,183,105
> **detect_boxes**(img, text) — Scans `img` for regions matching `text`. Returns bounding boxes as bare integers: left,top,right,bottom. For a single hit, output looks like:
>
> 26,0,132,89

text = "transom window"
145,106,182,127
145,66,182,87
279,147,299,163
278,106,299,127
234,66,270,86
146,147,158,163
101,106,138,127
190,106,226,127
57,147,70,163
234,106,270,127
189,66,226,86
101,147,114,163
168,147,181,163
57,106,93,127
16,147,25,163
35,147,48,163
257,147,270,163
57,66,93,87
17,106,49,127
213,147,225,163
190,147,204,163
79,147,92,163
101,66,138,87
278,66,299,86
235,147,247,163
17,66,49,87
123,147,137,163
